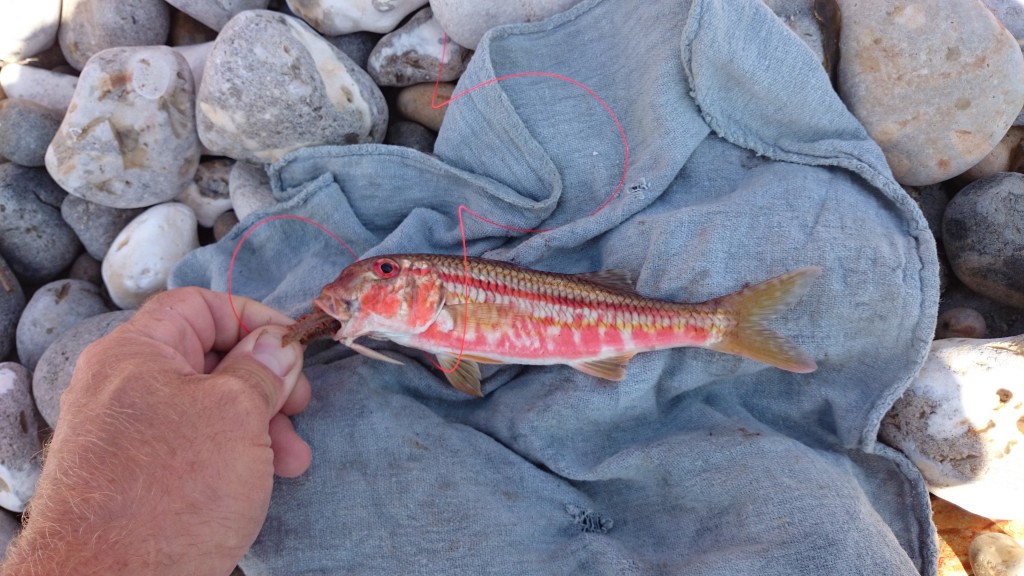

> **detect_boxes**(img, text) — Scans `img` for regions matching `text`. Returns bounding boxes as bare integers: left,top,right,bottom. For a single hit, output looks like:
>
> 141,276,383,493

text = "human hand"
2,287,311,576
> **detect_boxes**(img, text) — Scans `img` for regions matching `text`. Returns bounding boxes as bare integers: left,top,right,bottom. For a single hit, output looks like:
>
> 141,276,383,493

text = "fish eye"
373,258,400,279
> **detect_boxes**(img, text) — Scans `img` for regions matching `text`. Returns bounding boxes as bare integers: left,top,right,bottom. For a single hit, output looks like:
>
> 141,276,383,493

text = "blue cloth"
172,0,940,573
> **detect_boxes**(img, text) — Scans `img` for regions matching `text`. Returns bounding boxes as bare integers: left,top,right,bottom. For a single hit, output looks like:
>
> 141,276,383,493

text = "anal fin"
437,354,483,397
570,353,635,382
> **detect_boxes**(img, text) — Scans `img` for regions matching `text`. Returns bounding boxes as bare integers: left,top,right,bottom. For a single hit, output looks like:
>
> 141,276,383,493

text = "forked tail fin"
709,267,822,373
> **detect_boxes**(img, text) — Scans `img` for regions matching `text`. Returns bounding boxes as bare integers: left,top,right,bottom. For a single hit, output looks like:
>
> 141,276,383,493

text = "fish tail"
708,267,821,373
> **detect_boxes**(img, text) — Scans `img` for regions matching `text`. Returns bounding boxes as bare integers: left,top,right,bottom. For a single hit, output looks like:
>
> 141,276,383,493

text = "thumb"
212,325,304,417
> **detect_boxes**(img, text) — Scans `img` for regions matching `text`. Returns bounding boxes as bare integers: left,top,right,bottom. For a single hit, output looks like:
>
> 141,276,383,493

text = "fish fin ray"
708,267,821,373
573,269,636,293
570,353,634,381
436,354,483,396
346,340,405,365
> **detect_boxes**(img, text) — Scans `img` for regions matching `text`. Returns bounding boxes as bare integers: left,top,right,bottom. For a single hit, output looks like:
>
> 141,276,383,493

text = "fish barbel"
285,254,821,396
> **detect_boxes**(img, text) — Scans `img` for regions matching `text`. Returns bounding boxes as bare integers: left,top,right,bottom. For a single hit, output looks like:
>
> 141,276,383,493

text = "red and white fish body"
286,254,821,396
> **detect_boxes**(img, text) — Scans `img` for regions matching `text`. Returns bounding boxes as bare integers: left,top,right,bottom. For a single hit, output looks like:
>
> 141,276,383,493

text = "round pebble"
15,279,113,372
324,31,382,71
367,7,472,87
431,0,584,49
943,172,1024,308
385,120,436,154
68,252,104,286
880,336,1024,519
961,127,1024,182
0,98,63,168
0,256,26,361
0,363,42,513
836,0,1024,185
213,210,240,241
61,195,145,261
165,0,270,32
0,164,81,284
0,0,62,63
228,161,275,220
286,0,428,35
396,82,453,131
58,0,172,70
32,311,133,427
0,64,78,114
176,158,234,227
101,203,199,309
46,46,201,210
197,10,388,163
971,532,1024,576
935,307,987,339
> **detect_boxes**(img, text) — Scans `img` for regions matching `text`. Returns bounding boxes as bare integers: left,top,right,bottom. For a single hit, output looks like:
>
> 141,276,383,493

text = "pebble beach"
1,0,1024,574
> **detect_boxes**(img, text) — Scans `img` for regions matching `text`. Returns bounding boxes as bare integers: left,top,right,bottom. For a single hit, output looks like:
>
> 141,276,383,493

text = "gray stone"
68,252,103,287
0,363,41,513
169,8,219,46
228,161,274,220
324,31,382,71
367,7,471,87
0,0,62,63
837,0,1024,185
213,210,239,241
935,307,986,339
58,0,172,70
285,0,427,35
0,64,78,114
385,120,436,154
165,0,270,32
16,279,112,372
61,195,145,261
943,172,1024,308
45,46,201,209
971,532,1024,576
0,509,20,562
197,10,388,163
396,82,452,131
32,310,133,427
0,99,62,168
904,184,951,242
0,164,81,284
0,257,25,361
430,0,584,49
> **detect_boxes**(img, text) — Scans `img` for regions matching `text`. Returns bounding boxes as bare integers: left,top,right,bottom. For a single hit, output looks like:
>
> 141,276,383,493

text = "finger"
281,373,311,416
212,325,304,418
269,413,311,477
127,288,296,363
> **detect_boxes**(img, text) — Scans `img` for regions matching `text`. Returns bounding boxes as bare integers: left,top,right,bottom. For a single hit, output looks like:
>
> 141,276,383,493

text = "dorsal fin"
573,269,636,293
570,353,636,381
436,354,483,396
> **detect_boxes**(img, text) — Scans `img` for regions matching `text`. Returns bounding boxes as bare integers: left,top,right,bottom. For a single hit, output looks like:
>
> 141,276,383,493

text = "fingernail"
253,330,298,378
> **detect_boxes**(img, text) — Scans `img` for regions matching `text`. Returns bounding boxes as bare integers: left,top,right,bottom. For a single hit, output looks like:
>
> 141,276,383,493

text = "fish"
284,254,822,396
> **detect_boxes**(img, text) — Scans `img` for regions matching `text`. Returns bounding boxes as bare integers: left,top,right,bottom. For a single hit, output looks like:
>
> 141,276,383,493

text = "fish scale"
288,254,822,396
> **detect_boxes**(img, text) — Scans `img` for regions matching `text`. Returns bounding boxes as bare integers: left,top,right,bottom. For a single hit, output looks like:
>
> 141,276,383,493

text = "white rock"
0,0,63,62
228,161,275,220
176,158,233,227
430,0,584,50
880,336,1024,519
197,10,388,163
101,203,199,309
45,46,201,209
0,63,78,113
971,532,1024,576
367,6,472,87
286,0,428,35
164,0,270,31
0,363,42,513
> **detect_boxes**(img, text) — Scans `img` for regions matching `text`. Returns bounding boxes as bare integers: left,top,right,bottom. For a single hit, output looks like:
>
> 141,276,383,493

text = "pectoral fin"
570,353,635,381
436,354,483,396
